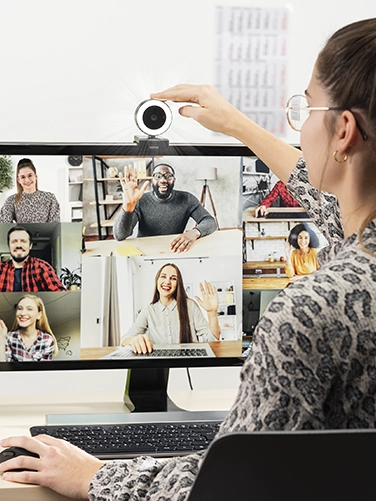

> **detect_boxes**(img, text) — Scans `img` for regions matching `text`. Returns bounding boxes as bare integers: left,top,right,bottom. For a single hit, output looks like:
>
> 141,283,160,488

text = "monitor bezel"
0,141,252,372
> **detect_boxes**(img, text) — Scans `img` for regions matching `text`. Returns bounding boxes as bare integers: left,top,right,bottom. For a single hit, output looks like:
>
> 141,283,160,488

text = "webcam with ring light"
134,99,172,153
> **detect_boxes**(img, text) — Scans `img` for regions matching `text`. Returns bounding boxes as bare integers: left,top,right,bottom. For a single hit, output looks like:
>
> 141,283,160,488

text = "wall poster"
215,6,289,137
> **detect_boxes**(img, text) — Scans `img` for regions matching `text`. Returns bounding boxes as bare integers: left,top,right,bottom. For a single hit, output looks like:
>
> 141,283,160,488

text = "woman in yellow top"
284,223,320,279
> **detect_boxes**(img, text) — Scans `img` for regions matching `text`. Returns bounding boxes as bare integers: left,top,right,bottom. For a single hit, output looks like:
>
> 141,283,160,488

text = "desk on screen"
84,228,242,257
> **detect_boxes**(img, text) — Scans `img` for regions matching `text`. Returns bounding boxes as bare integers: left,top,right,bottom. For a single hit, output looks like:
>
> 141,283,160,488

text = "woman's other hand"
195,281,219,313
0,434,104,499
0,319,7,338
123,334,153,354
284,241,293,263
0,319,7,360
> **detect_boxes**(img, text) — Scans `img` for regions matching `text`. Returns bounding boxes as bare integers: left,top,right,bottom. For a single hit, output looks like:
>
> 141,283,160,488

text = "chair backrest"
187,429,375,501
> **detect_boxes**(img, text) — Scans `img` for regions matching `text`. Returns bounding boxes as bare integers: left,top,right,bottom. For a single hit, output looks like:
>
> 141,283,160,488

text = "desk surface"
81,341,242,360
243,277,290,290
84,228,242,257
0,388,237,500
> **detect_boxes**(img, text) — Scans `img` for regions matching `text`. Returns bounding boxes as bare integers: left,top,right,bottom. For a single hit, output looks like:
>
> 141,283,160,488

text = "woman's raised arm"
151,84,301,184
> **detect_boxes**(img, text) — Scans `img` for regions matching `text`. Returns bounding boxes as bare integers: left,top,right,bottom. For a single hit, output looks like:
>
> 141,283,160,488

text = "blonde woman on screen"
0,294,58,361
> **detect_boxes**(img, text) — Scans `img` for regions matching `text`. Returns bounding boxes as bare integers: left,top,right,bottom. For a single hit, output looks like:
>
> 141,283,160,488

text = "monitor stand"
46,367,228,425
124,367,181,412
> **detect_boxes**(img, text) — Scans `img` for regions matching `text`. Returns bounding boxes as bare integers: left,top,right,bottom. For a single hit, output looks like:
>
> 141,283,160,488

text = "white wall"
1,0,375,399
0,1,375,145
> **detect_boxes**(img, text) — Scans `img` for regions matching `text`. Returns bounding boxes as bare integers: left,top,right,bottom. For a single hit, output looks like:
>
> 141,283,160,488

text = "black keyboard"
30,420,222,459
143,348,209,357
265,211,308,219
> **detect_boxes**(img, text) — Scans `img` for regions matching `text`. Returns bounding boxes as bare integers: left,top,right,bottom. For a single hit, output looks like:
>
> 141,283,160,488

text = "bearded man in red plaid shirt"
0,226,66,292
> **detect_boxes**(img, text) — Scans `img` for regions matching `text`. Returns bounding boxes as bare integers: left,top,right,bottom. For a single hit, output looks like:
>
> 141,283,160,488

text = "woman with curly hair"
284,223,320,279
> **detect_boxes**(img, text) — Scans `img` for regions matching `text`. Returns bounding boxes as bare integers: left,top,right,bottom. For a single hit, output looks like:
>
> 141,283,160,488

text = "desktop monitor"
0,142,256,413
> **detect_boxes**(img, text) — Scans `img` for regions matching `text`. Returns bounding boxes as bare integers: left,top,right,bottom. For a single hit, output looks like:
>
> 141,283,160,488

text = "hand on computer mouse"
0,434,104,499
0,446,39,471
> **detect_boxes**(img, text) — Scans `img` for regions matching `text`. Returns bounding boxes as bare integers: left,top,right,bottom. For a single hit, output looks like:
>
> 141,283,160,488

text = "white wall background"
1,0,375,400
0,0,375,145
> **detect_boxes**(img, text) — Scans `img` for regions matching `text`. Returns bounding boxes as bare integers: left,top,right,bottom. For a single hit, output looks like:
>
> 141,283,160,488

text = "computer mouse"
0,446,39,471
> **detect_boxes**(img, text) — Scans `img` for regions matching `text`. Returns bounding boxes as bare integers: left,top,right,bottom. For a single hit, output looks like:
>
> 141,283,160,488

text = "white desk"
84,228,242,257
0,389,237,500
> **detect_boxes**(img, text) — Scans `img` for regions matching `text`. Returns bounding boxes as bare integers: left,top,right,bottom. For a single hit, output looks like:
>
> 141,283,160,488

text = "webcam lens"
143,106,166,130
134,99,172,136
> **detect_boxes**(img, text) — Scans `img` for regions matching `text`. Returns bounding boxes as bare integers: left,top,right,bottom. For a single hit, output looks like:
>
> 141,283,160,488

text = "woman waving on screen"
121,262,220,354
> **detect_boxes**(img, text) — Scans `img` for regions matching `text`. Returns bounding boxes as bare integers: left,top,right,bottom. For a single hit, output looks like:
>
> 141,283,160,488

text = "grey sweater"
89,158,376,500
0,190,60,223
113,190,217,240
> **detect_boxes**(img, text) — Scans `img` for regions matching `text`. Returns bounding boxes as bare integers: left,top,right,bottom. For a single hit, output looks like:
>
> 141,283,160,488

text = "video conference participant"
121,262,220,354
254,180,300,217
113,163,217,253
0,226,66,292
284,223,320,279
0,158,61,223
0,294,58,361
1,18,376,501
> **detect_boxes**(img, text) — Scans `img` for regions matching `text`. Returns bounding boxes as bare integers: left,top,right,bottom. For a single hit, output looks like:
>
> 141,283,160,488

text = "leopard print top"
88,158,376,501
0,190,60,223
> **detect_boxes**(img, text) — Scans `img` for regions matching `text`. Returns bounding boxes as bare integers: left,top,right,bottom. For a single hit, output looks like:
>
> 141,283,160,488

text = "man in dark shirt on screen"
114,163,217,253
0,226,66,292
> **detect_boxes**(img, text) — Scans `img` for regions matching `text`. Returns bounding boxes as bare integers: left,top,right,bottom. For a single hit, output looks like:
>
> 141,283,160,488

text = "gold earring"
333,150,348,163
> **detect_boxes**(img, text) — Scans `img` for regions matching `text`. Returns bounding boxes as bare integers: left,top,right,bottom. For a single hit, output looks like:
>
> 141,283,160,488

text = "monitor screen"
0,143,252,378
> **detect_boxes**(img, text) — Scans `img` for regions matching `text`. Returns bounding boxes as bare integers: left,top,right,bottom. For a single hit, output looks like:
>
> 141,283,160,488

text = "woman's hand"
151,84,301,185
0,319,6,361
123,334,153,354
284,241,293,264
0,434,104,500
0,319,8,338
195,281,221,340
195,281,218,313
151,84,246,138
119,164,149,213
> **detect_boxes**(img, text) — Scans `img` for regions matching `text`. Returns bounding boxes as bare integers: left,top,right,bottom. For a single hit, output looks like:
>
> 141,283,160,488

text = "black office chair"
187,429,375,501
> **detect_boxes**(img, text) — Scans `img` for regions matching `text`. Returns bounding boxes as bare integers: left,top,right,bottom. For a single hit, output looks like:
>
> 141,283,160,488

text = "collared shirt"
0,257,66,292
261,180,300,208
5,329,55,361
122,299,216,344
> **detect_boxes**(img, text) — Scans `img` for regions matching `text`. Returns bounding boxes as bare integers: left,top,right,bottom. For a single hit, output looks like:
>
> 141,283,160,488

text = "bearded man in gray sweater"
113,163,217,253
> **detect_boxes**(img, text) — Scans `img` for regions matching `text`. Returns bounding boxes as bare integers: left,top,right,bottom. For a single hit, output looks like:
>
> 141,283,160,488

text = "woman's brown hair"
316,18,376,253
151,263,193,343
11,294,58,356
15,158,38,204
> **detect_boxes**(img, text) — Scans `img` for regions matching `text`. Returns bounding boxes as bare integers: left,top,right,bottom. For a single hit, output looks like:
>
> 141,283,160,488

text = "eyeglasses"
285,94,368,140
153,172,175,181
